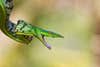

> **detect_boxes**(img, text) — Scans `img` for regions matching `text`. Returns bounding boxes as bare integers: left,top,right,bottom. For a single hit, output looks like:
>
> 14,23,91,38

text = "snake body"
0,0,32,44
0,0,64,49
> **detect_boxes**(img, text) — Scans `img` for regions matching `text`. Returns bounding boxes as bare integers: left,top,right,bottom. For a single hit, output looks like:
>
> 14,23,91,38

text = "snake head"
14,20,64,50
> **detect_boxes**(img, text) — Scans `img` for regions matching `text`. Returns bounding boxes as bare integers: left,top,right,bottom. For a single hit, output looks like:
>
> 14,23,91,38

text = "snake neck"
4,0,15,34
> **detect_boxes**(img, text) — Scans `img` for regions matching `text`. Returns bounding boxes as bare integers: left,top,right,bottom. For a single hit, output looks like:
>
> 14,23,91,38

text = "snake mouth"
37,35,51,50
42,35,51,50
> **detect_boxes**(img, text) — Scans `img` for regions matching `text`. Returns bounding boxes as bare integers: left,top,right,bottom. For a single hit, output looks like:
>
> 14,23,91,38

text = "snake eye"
17,20,21,25
7,0,13,2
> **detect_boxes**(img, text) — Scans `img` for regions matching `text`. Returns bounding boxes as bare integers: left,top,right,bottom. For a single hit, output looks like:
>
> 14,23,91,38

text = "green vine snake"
0,0,64,49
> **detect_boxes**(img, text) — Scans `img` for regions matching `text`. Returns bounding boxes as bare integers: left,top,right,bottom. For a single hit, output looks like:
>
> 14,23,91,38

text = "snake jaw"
41,35,51,50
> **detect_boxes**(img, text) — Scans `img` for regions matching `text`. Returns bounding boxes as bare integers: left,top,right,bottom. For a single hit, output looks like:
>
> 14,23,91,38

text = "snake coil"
0,0,32,44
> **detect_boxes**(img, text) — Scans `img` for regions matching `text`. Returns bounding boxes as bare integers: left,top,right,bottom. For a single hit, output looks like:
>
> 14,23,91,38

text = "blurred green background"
0,0,93,67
